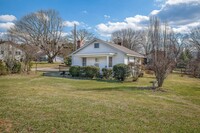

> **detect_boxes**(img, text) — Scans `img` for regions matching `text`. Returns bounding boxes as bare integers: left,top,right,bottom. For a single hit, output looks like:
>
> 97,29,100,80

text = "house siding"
76,42,119,54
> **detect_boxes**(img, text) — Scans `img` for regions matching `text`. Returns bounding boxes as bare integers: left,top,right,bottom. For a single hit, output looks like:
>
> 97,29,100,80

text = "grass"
0,73,200,132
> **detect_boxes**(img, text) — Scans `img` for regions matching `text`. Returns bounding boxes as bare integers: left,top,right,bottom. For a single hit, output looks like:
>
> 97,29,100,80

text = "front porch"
74,53,116,69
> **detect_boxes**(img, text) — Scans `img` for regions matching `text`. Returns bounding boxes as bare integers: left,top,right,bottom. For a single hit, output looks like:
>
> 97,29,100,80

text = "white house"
70,38,144,70
0,42,24,61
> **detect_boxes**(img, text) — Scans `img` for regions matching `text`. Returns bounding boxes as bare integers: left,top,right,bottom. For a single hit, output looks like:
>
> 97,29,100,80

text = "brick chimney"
77,40,83,49
117,37,122,46
117,41,122,46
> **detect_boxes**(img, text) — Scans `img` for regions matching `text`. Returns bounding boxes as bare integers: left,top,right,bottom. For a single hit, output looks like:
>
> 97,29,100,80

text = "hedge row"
69,63,138,81
69,66,100,78
102,68,112,79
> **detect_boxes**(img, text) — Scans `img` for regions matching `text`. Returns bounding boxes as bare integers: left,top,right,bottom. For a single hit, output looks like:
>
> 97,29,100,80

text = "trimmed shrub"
79,66,86,77
102,68,112,79
113,64,130,81
12,61,21,73
5,60,21,74
84,66,100,78
64,57,72,66
0,60,7,75
69,66,80,77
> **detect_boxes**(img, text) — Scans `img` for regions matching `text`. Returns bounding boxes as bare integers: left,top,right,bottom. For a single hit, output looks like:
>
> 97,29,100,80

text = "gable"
71,38,144,58
74,40,124,55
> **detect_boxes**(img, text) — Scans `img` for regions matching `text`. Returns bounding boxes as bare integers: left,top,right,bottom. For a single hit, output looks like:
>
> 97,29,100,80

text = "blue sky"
0,0,200,39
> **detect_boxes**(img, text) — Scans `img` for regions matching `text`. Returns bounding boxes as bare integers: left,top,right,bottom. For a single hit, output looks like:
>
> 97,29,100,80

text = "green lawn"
0,73,200,132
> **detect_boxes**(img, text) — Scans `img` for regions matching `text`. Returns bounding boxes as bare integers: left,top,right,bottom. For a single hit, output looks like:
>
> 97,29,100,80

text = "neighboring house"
0,42,24,61
0,41,64,63
70,38,144,70
36,51,64,63
53,56,64,63
39,55,64,63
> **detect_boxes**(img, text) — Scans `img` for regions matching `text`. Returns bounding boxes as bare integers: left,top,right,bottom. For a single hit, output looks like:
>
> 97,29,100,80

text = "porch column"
106,55,109,68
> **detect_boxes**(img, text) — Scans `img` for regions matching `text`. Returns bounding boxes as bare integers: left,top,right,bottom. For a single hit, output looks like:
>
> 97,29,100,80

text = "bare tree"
140,30,153,56
148,17,178,88
8,9,66,63
68,29,94,49
190,26,200,52
111,28,143,51
188,26,200,77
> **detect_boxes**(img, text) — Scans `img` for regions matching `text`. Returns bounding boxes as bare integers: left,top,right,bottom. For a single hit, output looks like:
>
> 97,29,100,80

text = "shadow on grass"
95,79,120,83
42,71,121,83
76,86,155,92
41,71,168,92
42,71,70,78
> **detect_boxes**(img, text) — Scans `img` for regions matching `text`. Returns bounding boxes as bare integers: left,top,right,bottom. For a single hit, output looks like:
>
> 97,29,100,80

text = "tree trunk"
48,57,54,63
157,77,164,88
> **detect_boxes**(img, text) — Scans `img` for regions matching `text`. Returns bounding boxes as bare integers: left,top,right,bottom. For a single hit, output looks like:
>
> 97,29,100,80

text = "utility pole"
73,23,77,51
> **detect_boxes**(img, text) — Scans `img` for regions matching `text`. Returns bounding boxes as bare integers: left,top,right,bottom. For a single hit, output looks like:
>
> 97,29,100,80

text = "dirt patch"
0,119,12,133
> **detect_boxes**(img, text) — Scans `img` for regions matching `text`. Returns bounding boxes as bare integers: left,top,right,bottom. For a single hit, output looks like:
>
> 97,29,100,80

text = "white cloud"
0,15,17,22
97,0,200,37
173,22,200,33
125,15,149,23
96,22,128,37
63,21,80,27
151,0,200,33
104,15,110,19
0,22,15,30
154,0,200,6
150,10,160,15
166,0,200,5
96,15,149,37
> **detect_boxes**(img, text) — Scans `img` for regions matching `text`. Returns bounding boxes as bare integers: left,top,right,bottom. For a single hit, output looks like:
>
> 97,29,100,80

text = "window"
15,51,21,55
82,57,87,66
0,51,4,55
94,43,99,48
109,57,112,67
